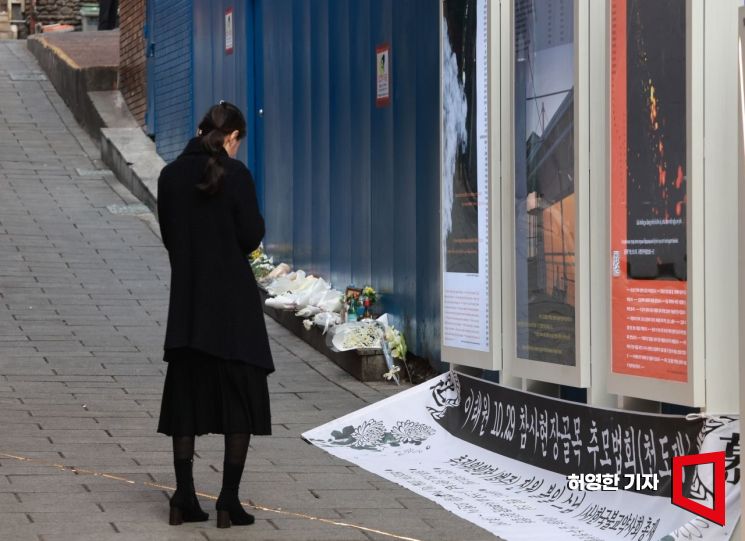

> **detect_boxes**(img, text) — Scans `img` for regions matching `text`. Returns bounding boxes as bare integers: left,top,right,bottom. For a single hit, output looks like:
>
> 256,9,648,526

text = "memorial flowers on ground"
248,244,275,280
361,286,377,305
360,286,377,319
385,325,407,361
341,323,383,350
256,247,411,383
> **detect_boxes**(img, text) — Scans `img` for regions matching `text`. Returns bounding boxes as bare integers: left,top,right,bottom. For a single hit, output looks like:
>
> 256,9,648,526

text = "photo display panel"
610,0,688,382
441,0,491,353
514,0,577,366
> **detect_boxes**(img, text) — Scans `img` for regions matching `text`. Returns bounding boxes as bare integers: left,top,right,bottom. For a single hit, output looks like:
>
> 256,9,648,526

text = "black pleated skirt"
157,347,272,437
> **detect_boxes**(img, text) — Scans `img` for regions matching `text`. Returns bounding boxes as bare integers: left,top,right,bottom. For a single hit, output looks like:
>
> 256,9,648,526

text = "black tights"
219,433,250,503
223,433,250,468
172,433,250,464
172,433,251,493
173,435,195,462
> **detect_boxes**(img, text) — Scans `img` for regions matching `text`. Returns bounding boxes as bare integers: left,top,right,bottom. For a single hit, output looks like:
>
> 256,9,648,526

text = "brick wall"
33,0,81,28
118,0,146,126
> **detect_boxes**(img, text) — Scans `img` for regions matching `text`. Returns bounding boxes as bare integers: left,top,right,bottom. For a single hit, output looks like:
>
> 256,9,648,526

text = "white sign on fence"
225,7,234,55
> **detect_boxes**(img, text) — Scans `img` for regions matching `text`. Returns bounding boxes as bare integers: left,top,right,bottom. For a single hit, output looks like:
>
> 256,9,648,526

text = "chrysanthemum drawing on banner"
307,419,436,452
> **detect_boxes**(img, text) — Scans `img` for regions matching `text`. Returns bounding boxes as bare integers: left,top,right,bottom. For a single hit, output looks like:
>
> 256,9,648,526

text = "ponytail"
195,101,247,195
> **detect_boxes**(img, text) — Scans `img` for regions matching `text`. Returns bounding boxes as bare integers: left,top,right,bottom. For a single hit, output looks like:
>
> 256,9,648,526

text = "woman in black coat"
156,101,274,529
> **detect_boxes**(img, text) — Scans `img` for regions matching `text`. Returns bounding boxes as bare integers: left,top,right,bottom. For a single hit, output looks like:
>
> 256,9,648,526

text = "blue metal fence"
193,0,256,176
150,0,194,162
260,0,441,361
149,0,442,362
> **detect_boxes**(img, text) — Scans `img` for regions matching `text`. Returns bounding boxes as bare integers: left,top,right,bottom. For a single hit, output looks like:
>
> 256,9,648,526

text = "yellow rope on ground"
0,451,424,541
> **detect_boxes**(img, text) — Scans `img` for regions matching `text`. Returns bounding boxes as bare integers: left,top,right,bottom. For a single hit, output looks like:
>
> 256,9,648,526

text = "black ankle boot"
215,491,254,528
169,458,209,525
169,489,209,524
215,462,254,528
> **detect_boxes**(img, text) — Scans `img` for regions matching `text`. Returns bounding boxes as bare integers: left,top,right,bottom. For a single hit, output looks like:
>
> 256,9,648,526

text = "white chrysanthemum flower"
391,421,435,444
342,324,383,350
351,420,386,448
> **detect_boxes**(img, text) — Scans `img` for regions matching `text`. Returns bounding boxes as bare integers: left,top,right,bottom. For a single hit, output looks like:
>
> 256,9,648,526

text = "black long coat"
157,138,274,373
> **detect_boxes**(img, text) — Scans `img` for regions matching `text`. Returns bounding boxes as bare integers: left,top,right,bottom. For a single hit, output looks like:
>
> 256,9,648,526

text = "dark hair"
196,101,247,195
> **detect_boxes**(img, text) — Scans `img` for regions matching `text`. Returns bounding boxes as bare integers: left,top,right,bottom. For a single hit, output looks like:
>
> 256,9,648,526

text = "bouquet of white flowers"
384,325,407,361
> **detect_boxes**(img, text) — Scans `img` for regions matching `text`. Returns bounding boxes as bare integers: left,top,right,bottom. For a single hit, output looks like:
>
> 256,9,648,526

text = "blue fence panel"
328,0,352,290
146,0,444,361
260,0,294,263
391,1,419,337
349,0,373,289
238,0,442,361
249,1,262,212
152,0,194,163
291,0,313,271
414,0,442,363
192,1,212,132
369,0,396,316
309,0,331,281
192,1,253,172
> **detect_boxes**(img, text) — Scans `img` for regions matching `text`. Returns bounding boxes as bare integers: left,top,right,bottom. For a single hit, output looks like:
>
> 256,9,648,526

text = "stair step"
0,32,15,40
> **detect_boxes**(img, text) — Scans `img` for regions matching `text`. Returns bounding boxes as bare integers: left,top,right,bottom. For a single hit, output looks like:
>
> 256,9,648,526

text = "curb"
100,126,161,213
27,35,162,215
27,34,118,140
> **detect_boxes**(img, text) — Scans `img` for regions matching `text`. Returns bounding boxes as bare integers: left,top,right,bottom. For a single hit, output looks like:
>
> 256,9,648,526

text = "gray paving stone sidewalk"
0,42,495,541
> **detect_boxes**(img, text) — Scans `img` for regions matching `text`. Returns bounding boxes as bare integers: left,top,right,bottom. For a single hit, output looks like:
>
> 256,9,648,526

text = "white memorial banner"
303,372,740,540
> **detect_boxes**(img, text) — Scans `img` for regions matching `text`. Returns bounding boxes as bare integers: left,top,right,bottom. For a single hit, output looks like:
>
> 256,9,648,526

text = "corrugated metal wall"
149,0,442,361
192,0,255,175
150,0,193,162
260,0,441,361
